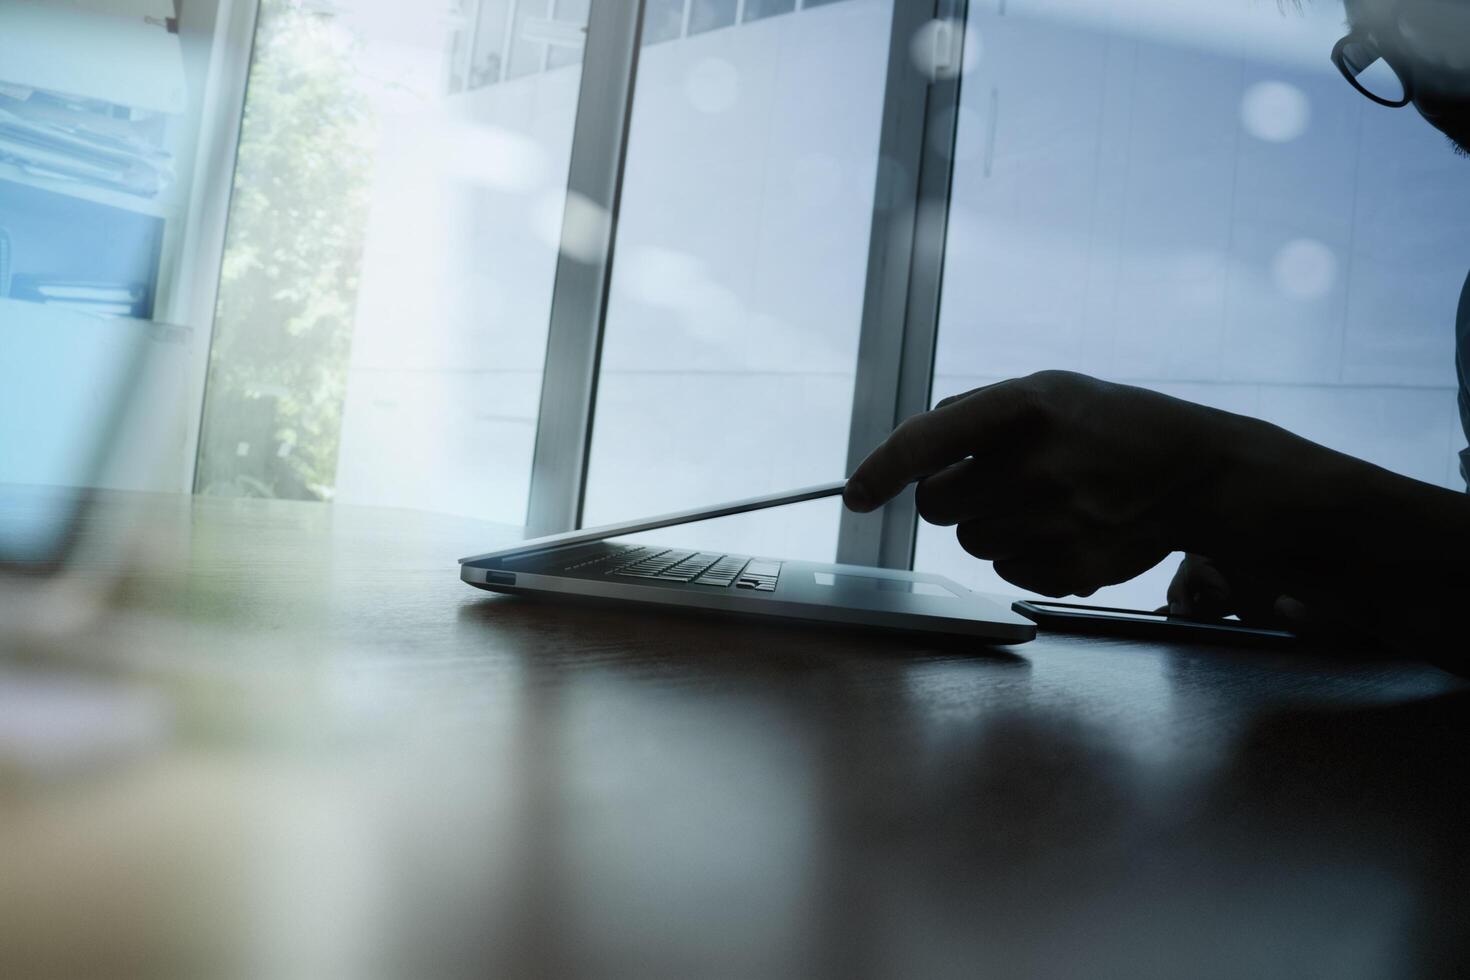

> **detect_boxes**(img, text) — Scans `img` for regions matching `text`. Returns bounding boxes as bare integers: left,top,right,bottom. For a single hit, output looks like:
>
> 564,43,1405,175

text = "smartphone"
1012,599,1298,648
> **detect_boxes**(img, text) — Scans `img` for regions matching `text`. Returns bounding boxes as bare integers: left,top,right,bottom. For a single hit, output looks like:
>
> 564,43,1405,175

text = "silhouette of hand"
1165,553,1288,622
844,371,1258,597
1165,553,1354,643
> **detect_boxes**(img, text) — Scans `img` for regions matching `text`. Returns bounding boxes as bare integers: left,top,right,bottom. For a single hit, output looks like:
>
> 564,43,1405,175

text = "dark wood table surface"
1,492,1466,979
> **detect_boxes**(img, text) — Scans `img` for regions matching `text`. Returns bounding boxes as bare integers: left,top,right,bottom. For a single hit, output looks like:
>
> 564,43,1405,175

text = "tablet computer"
1013,599,1298,648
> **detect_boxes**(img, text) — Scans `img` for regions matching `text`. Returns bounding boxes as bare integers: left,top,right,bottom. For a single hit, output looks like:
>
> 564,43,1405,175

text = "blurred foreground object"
0,300,188,636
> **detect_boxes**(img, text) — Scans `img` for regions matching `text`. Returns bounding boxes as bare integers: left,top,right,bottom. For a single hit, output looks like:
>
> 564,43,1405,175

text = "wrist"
1173,411,1470,586
1168,412,1339,565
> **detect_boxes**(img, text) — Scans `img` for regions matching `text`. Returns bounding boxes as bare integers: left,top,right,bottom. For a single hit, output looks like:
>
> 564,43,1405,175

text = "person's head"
1335,0,1470,154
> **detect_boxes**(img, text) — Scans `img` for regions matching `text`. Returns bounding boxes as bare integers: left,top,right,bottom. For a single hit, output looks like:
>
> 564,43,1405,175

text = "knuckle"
1018,370,1104,424
1026,369,1068,387
892,415,923,443
1010,377,1055,430
937,385,983,411
890,417,928,471
1029,368,1088,389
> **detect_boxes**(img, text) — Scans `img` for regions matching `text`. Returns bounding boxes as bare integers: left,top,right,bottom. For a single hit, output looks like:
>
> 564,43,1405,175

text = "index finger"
843,380,1032,513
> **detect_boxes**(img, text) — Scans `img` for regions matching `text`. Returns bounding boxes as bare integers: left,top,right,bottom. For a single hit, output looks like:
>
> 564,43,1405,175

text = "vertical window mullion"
835,0,968,569
524,1,646,534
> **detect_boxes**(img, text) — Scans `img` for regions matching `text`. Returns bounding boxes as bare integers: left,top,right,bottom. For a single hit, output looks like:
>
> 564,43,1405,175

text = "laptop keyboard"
560,546,781,590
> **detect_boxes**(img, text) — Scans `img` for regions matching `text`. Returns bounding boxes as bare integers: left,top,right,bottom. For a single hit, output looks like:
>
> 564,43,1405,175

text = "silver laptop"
459,483,1036,643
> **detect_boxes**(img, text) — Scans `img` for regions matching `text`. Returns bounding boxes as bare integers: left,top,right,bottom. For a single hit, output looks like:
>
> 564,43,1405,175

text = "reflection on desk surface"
1,490,1466,978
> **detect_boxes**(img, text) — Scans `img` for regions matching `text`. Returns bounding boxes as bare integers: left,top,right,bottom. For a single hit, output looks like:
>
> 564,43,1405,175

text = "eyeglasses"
1332,29,1413,107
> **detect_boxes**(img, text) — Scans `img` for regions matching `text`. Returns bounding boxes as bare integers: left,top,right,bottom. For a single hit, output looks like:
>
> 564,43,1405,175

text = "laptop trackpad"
812,571,958,598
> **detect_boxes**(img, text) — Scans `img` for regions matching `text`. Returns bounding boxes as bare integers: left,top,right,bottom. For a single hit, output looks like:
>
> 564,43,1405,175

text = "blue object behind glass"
0,179,162,318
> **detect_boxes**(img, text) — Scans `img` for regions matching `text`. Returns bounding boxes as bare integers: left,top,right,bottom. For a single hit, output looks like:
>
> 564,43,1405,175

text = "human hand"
844,371,1256,597
1164,553,1290,623
1164,553,1358,644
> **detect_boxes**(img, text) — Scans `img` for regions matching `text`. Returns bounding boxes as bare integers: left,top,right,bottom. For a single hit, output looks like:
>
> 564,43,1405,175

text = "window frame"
523,0,646,535
181,0,263,493
836,0,968,569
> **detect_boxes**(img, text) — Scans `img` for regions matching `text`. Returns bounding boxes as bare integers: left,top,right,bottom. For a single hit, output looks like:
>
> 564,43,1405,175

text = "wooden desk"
1,493,1466,978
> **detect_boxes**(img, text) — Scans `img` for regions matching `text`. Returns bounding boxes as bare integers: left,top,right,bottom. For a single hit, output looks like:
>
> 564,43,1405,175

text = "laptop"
459,483,1036,643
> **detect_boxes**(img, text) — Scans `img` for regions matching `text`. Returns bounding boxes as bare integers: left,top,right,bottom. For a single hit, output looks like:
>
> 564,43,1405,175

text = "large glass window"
915,0,1470,606
196,0,586,523
579,0,892,560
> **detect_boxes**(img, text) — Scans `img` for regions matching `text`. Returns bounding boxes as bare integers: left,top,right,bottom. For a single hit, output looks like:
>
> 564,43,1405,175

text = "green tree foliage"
196,0,374,500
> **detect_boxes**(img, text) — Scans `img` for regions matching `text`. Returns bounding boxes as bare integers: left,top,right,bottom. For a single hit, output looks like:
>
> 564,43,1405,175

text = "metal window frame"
524,0,646,534
835,0,968,569
184,0,263,493
499,0,520,83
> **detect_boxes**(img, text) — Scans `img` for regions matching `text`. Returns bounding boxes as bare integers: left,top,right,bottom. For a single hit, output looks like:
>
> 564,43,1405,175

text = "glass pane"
1338,37,1379,76
507,0,552,80
643,0,689,46
915,1,1470,608
547,0,589,70
0,1,227,494
197,0,585,524
1355,56,1406,103
446,0,510,91
689,0,739,36
581,0,894,560
744,0,797,24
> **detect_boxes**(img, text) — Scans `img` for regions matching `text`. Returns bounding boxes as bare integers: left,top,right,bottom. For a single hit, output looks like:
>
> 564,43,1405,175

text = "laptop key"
695,557,749,587
657,552,725,582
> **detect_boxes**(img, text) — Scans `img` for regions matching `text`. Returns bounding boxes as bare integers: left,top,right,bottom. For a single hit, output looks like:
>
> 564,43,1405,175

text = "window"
196,0,587,523
643,0,688,47
0,3,191,321
578,0,892,560
689,1,739,37
744,0,797,24
914,0,1470,606
181,0,1470,612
